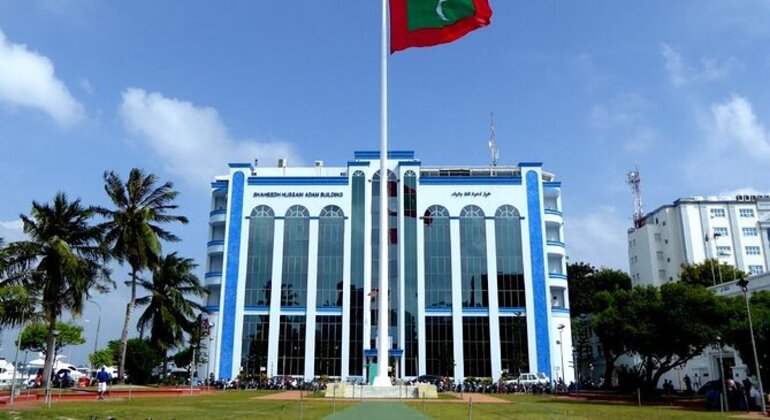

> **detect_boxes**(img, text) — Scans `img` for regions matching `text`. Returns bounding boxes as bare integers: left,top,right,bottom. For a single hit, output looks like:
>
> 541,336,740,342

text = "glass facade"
277,315,306,375
315,316,342,376
403,171,418,376
317,206,345,307
495,205,526,308
499,316,529,375
240,315,270,376
349,171,365,375
371,170,398,337
425,316,454,376
281,205,309,307
424,205,452,308
463,317,491,377
460,205,489,308
245,206,275,306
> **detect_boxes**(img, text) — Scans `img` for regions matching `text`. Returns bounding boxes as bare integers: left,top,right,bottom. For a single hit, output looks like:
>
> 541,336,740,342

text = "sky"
2,0,770,365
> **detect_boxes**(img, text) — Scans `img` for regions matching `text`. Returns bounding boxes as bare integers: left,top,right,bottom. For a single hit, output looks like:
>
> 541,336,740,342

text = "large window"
739,208,755,218
463,317,491,377
424,205,452,308
460,205,489,308
277,316,306,375
241,315,270,376
495,205,525,308
317,206,345,307
315,316,342,376
499,316,529,376
281,205,309,307
245,206,275,306
349,171,366,375
425,316,454,376
403,171,418,376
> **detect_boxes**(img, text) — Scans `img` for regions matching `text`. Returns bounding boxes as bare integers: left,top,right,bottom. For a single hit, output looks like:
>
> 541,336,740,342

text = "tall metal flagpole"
373,0,391,387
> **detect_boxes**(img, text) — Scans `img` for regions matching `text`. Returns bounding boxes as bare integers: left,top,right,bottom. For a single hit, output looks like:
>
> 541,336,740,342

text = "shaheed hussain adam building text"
204,151,573,384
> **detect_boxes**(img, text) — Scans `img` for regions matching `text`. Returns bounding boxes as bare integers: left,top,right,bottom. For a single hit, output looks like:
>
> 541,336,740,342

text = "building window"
713,227,728,237
281,205,310,307
425,316,454,376
424,206,452,308
463,317,491,378
654,233,662,242
349,171,366,376
658,269,666,280
495,205,525,308
749,265,764,275
746,246,761,256
314,316,342,376
240,315,270,376
245,206,275,306
743,227,758,237
739,208,755,218
371,170,398,329
277,315,306,376
716,246,732,256
317,206,344,307
710,208,726,218
499,316,529,376
460,205,489,308
403,170,418,376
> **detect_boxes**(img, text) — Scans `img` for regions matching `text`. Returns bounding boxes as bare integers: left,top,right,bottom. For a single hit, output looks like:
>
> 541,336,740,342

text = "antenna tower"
627,165,644,228
488,113,499,167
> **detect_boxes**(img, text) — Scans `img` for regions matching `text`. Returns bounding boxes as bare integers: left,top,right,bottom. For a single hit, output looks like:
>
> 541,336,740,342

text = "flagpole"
373,0,391,388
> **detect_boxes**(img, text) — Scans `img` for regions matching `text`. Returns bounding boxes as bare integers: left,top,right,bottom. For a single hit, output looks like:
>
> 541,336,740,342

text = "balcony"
204,271,222,286
544,209,563,225
209,209,226,225
207,239,225,254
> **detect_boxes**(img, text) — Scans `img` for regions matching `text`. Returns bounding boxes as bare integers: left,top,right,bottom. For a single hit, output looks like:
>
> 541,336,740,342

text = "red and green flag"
390,0,492,53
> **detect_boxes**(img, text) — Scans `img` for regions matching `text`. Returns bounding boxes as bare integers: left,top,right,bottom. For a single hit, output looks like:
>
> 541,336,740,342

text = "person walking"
96,367,111,400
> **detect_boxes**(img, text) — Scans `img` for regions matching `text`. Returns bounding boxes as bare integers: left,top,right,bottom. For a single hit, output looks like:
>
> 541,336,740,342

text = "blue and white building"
204,151,572,383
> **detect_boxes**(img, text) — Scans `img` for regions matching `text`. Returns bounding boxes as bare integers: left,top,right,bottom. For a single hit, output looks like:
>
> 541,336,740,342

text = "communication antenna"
488,113,499,167
627,165,644,228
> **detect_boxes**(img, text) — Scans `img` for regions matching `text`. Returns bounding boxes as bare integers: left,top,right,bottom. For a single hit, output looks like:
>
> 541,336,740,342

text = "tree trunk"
41,317,58,390
602,353,615,389
117,269,138,384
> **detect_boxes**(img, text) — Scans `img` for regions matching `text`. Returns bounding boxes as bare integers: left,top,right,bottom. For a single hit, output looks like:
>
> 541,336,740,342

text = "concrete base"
324,383,438,399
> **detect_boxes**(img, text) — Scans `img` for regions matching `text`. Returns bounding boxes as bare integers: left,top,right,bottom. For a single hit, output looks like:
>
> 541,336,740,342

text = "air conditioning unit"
314,160,324,168
278,158,287,168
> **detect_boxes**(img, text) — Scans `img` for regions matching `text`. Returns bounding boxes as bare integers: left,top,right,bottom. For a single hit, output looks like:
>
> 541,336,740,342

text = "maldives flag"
390,0,492,53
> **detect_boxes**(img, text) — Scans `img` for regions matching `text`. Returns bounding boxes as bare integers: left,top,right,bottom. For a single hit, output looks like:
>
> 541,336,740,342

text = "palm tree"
136,252,207,377
0,238,36,328
2,194,111,388
96,168,188,382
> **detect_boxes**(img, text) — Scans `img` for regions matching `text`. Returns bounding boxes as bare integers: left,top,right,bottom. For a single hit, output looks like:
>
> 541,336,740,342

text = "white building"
628,195,770,287
203,151,573,384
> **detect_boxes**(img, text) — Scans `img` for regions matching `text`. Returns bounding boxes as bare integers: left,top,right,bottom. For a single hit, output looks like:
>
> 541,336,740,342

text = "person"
96,367,111,400
684,374,692,393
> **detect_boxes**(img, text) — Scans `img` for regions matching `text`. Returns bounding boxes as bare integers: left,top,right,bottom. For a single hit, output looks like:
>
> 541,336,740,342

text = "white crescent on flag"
436,0,450,21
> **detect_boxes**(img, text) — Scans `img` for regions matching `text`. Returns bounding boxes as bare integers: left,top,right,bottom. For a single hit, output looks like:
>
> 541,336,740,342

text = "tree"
97,169,188,383
135,253,207,377
679,259,746,287
89,348,115,369
568,263,631,316
723,291,770,388
19,322,85,355
3,193,111,388
592,290,632,388
0,239,37,328
105,338,161,385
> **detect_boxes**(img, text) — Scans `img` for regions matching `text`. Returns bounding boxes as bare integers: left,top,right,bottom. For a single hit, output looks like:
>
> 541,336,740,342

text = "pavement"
323,401,430,420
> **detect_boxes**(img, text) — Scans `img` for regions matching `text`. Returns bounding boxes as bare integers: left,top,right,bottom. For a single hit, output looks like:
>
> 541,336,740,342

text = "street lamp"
557,324,566,386
736,276,766,414
716,335,728,413
45,329,60,407
90,300,102,358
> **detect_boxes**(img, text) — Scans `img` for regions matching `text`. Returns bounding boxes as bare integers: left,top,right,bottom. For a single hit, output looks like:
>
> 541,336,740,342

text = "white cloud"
565,205,630,271
79,78,93,95
589,94,657,152
660,43,736,87
0,30,83,126
710,95,770,159
0,219,25,243
119,88,300,187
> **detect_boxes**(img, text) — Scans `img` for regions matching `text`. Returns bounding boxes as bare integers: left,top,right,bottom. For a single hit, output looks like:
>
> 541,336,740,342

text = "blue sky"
2,0,770,364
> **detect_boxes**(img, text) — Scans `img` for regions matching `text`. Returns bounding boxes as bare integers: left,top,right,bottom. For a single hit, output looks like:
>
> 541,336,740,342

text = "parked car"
509,372,550,387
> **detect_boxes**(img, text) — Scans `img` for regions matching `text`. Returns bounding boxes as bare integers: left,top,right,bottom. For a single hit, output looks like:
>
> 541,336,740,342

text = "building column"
485,218,503,380
341,217,352,379
450,218,464,382
304,219,320,380
266,219,285,377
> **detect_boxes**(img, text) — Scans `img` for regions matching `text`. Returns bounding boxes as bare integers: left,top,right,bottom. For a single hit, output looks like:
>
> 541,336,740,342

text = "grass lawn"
0,391,736,419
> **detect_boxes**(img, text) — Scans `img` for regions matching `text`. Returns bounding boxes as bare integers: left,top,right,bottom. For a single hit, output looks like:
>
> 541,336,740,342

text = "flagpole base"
372,375,392,387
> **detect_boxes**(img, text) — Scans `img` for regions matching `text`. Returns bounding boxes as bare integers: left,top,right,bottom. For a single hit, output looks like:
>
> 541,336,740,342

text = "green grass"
0,391,735,420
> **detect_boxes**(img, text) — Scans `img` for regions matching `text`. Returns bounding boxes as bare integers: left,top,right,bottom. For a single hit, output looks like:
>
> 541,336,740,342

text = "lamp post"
9,311,26,405
736,276,766,414
716,335,728,413
45,329,60,407
557,324,565,387
90,300,102,358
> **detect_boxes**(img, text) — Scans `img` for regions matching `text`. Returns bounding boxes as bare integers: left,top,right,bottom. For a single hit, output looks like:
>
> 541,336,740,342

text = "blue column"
526,170,551,377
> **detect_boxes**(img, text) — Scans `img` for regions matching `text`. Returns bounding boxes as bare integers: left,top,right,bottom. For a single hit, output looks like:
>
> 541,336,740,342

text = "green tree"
89,348,115,368
136,253,207,377
679,259,746,287
0,239,37,328
3,193,111,388
19,322,85,355
109,338,161,385
97,169,188,383
723,290,770,388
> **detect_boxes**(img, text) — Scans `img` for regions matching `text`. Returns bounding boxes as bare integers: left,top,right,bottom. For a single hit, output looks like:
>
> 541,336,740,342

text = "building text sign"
254,192,344,198
451,191,491,198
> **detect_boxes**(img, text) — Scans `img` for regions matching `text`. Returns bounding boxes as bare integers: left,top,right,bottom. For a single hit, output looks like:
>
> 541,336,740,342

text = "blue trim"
280,307,307,314
548,273,568,280
462,307,490,316
347,161,370,167
551,307,571,315
354,150,415,160
364,349,405,357
210,209,227,216
544,182,561,188
317,306,343,314
425,307,452,316
244,306,270,314
499,307,526,315
419,176,522,185
207,240,225,246
519,162,543,167
400,161,421,166
547,240,566,248
205,306,220,313
544,209,563,217
247,177,348,185
205,271,223,278
218,171,245,380
211,181,228,189
527,170,551,377
228,163,252,169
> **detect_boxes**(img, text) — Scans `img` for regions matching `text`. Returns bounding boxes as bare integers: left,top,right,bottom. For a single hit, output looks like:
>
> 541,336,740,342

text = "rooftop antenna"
488,113,499,167
627,165,644,228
